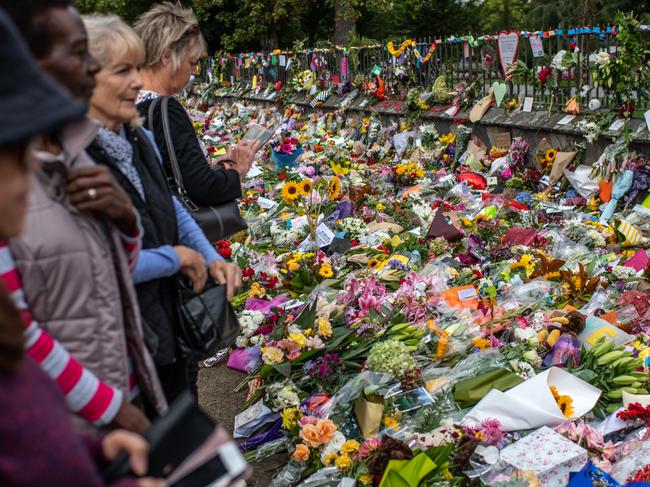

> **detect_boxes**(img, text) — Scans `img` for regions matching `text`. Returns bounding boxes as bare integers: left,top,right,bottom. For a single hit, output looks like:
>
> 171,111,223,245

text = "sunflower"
329,176,341,200
545,148,558,164
280,181,301,204
299,179,313,196
557,395,575,418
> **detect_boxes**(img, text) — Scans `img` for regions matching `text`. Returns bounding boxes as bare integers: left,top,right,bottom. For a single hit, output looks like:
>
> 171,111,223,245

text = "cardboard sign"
497,31,519,73
490,130,512,148
530,36,545,57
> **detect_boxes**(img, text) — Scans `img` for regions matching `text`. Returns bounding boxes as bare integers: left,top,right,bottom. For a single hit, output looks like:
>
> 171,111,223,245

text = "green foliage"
77,0,650,52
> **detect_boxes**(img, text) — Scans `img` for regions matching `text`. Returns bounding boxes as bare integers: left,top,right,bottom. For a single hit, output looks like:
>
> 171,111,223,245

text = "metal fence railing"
203,29,650,111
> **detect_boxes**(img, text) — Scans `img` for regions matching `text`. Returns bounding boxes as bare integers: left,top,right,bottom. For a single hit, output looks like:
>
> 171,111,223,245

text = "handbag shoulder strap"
148,96,187,196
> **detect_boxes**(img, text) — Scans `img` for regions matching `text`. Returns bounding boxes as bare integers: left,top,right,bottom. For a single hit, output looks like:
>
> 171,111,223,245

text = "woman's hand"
174,245,207,293
101,430,166,486
224,141,258,178
208,261,242,301
66,165,138,235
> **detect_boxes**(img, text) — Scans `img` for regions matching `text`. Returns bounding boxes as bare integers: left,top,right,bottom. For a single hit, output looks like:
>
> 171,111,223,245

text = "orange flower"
316,419,337,444
292,444,310,462
300,424,323,448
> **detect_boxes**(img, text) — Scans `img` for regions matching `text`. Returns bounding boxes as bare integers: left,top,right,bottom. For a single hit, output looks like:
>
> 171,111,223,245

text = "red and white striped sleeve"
118,212,143,274
0,242,123,426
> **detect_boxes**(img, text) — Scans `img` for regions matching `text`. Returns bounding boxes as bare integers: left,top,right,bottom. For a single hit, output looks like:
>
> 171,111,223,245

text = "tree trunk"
334,0,356,46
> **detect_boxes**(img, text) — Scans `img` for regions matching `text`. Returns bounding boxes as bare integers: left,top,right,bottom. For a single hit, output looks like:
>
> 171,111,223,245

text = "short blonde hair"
82,14,145,68
134,2,206,71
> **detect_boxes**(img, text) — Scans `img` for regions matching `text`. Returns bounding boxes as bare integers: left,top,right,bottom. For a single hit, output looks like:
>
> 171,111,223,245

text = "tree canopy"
76,0,650,52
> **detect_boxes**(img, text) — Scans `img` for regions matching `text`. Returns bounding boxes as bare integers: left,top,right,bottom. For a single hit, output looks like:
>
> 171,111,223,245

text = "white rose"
514,327,536,342
235,336,249,348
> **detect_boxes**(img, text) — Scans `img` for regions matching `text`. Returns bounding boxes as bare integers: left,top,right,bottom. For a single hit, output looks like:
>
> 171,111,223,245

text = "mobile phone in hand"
241,124,274,148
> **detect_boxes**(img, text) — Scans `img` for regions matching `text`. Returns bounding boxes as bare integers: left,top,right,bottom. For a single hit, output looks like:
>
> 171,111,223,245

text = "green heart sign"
492,81,507,107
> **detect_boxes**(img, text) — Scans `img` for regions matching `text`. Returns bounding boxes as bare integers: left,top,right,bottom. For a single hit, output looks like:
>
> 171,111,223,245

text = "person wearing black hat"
0,0,168,434
0,9,165,487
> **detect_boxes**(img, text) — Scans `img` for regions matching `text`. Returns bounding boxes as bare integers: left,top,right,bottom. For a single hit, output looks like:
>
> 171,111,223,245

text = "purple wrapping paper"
245,295,290,314
238,419,284,451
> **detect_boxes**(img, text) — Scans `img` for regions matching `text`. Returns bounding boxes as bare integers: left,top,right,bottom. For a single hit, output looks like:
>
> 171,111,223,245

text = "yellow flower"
300,179,313,195
440,133,456,146
281,407,301,429
319,263,334,278
323,453,339,466
281,181,301,204
472,337,491,350
543,271,561,280
383,416,400,430
248,282,266,298
557,394,575,418
340,440,360,455
545,148,558,164
287,259,301,272
335,454,353,470
395,165,406,176
316,316,332,339
331,162,350,176
329,176,342,199
376,203,385,211
288,332,307,349
262,346,285,365
474,431,485,441
359,474,374,485
459,216,473,227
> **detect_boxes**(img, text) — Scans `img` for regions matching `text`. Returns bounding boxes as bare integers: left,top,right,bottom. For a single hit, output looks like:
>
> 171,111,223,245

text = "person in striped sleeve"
0,0,167,432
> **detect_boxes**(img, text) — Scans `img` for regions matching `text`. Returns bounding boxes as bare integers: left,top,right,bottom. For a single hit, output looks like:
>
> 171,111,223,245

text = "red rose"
538,67,552,84
218,247,232,259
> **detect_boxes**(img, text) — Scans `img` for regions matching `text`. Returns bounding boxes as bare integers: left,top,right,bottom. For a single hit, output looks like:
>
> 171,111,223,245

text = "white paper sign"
458,287,478,301
445,105,460,117
557,114,576,126
644,110,650,132
608,119,625,132
246,163,263,178
316,223,335,248
279,55,286,67
257,197,277,209
497,32,519,72
523,97,534,112
529,36,545,57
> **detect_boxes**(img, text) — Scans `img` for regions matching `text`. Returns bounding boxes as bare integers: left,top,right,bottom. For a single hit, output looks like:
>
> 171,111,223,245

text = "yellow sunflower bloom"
329,176,342,200
557,394,575,418
281,181,301,204
545,148,558,164
299,179,313,196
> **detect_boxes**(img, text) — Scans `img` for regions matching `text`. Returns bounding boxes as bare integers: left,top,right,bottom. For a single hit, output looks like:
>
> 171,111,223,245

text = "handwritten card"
523,97,534,112
530,36,545,57
257,197,277,209
608,119,625,132
557,114,576,126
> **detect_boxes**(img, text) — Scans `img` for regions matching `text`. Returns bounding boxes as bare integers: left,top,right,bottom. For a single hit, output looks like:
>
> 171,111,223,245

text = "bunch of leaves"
570,337,647,418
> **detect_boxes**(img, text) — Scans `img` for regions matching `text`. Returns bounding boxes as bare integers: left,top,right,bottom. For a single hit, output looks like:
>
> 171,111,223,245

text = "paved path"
198,361,286,486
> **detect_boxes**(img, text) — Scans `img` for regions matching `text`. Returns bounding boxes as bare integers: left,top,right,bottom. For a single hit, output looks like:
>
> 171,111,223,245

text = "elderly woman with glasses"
82,14,243,402
134,2,257,207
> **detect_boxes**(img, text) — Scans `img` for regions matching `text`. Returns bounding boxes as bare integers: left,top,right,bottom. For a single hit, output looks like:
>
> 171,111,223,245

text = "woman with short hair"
83,14,243,401
134,1,257,207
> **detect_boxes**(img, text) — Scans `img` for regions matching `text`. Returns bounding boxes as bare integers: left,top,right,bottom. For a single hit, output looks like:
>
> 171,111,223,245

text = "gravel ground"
197,361,286,487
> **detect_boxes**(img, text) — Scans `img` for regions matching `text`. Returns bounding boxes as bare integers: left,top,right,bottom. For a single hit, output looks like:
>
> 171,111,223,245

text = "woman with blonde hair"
134,2,257,207
83,13,243,401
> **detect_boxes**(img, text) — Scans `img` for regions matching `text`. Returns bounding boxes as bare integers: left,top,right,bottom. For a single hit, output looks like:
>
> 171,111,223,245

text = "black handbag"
177,278,240,356
148,96,248,242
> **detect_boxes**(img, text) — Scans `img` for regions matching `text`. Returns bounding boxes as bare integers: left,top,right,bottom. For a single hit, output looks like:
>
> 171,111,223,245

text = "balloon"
458,172,487,190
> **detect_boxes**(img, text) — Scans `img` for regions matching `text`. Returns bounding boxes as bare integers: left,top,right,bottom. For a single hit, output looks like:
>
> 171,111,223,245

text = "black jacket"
138,97,242,206
87,126,180,366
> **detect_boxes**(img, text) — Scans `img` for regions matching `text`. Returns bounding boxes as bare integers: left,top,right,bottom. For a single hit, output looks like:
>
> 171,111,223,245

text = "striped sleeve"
118,211,143,274
0,242,123,425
